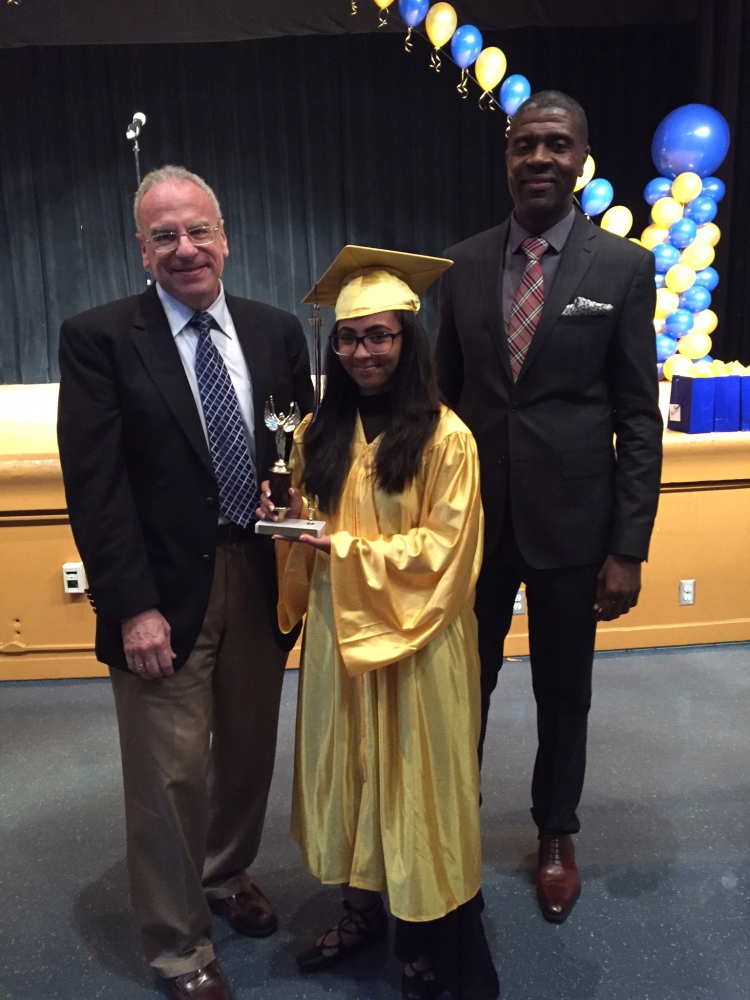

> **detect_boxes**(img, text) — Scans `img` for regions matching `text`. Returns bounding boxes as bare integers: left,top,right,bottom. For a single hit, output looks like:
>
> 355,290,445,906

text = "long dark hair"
302,310,441,513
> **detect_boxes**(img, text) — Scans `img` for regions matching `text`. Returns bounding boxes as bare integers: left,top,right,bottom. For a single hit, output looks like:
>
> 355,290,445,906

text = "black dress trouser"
475,507,600,838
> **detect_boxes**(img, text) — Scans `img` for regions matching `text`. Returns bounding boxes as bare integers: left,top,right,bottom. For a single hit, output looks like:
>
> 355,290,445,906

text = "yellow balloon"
681,242,715,270
424,2,457,49
574,155,595,193
474,46,507,92
373,0,395,6
641,225,669,250
629,238,644,246
665,263,696,294
671,171,703,204
651,197,683,229
677,331,712,360
710,359,728,376
692,360,714,376
663,354,694,380
693,309,718,335
694,222,721,247
600,205,633,238
655,288,679,319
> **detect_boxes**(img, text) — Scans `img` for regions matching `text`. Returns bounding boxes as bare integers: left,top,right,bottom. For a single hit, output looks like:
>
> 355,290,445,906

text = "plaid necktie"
192,311,259,527
507,236,549,381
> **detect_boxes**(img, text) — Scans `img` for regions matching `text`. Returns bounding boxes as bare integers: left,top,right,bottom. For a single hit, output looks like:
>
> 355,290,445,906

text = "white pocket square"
561,296,614,317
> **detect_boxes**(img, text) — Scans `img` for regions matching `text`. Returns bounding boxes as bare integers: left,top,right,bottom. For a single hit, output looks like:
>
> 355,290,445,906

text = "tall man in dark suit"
58,166,313,1000
436,92,662,923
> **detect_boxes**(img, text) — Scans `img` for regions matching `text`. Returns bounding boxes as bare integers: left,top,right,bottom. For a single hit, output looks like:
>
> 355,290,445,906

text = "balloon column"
642,104,733,381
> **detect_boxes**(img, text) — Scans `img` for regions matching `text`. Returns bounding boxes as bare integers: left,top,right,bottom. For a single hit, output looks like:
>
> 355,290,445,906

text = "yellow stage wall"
1,383,749,681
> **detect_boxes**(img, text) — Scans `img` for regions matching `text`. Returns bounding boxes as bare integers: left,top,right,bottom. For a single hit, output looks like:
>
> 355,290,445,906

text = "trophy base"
255,518,327,540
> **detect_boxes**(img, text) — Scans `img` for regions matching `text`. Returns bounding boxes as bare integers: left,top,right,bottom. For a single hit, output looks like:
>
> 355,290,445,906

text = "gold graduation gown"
277,405,484,922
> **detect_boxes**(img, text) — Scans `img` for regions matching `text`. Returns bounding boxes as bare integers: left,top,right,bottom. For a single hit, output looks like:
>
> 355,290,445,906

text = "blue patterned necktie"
192,311,259,527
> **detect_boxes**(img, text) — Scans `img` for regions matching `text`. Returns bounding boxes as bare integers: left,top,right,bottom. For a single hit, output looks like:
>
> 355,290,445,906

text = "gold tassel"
479,91,496,111
430,48,442,72
378,7,388,27
457,68,469,98
404,26,413,51
505,115,513,137
351,0,357,14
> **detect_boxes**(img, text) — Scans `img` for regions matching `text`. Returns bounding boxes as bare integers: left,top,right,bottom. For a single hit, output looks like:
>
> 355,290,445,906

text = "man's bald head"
510,91,589,146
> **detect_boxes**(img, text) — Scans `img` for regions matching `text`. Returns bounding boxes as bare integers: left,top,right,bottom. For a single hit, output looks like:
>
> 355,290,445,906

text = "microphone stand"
126,113,151,286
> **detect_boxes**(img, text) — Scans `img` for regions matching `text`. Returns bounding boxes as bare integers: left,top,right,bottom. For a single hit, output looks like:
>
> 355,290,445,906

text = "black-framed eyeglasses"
330,331,401,356
145,225,220,254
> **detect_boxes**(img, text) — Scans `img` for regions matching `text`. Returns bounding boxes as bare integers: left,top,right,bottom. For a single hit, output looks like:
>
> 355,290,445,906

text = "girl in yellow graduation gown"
258,247,499,1000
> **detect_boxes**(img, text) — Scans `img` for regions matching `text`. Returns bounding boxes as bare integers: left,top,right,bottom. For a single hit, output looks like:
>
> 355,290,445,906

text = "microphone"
125,112,147,140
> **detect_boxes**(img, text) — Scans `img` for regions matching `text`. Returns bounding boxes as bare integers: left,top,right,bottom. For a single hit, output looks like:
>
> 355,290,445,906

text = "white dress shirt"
156,282,256,473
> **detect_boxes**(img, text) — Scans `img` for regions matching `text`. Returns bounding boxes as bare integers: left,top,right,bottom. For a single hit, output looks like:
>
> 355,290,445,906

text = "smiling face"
506,107,589,233
335,311,404,395
136,179,228,311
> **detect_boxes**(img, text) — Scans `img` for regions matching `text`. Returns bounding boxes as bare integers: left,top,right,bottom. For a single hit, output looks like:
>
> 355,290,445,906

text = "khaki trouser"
110,537,287,978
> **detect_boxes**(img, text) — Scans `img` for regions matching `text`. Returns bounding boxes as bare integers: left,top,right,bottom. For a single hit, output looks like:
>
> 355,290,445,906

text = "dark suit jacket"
436,209,663,568
58,284,313,670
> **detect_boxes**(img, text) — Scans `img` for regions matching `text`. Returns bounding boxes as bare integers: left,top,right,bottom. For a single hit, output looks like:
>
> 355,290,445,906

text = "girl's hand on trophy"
257,480,278,521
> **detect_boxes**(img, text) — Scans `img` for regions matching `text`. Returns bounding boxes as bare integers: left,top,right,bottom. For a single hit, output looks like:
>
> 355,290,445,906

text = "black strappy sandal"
296,897,389,972
401,961,445,1000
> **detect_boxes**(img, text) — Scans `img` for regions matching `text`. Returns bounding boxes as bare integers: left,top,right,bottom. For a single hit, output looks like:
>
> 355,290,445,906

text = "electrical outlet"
679,579,695,606
62,562,87,594
513,589,526,615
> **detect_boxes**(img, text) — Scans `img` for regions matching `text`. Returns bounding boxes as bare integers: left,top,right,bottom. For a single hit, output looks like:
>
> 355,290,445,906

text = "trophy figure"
264,397,301,517
255,398,326,540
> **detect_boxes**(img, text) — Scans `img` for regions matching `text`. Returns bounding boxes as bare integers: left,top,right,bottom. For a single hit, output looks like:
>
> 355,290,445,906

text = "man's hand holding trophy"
255,396,327,546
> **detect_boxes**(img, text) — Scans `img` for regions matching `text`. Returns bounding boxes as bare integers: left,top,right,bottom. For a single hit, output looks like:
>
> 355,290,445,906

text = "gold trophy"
255,397,326,540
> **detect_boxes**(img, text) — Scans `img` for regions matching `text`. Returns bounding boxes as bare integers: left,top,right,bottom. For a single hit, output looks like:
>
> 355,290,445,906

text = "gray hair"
134,165,223,232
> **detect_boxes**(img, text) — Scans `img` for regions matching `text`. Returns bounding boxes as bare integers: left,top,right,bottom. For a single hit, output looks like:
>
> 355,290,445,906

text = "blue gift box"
668,375,715,434
713,375,741,432
741,377,750,431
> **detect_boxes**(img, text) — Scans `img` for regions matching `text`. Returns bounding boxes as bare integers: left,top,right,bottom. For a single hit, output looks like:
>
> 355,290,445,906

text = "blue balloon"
656,334,679,362
656,362,665,381
701,176,726,203
581,178,614,217
655,273,666,289
684,196,718,225
679,285,712,314
398,0,429,27
695,355,713,364
651,104,730,179
694,266,719,291
665,309,695,338
644,177,673,206
450,24,483,69
500,74,531,116
652,243,681,273
668,217,698,249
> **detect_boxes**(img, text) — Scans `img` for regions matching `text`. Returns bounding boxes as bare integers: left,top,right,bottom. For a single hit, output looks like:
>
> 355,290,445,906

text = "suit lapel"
516,211,598,383
478,220,514,383
225,294,269,474
131,286,214,474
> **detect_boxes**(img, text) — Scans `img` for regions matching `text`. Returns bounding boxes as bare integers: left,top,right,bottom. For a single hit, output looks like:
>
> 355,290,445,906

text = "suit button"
509,402,519,412
202,554,211,563
206,497,215,506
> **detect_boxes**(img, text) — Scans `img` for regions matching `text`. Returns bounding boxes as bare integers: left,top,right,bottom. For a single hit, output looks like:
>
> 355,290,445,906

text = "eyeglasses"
145,226,220,254
330,331,401,356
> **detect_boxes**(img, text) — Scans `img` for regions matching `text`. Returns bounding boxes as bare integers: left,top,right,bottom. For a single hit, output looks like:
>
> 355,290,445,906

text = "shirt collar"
508,206,576,256
156,282,230,338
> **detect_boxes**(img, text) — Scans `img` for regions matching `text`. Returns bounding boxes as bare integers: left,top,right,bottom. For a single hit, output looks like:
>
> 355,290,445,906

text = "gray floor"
1,644,748,1000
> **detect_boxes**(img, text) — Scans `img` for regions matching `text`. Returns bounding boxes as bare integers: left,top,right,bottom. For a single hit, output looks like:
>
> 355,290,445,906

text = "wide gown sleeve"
329,429,483,677
276,417,316,634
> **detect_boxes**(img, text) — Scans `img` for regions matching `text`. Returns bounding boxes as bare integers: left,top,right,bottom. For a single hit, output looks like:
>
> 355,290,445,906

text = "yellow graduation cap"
303,245,453,322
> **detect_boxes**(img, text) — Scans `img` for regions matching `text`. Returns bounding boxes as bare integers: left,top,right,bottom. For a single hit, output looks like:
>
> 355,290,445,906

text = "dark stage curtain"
0,17,747,384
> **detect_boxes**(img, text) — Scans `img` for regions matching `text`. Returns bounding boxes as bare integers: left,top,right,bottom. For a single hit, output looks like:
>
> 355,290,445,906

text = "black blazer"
58,284,314,670
436,210,663,568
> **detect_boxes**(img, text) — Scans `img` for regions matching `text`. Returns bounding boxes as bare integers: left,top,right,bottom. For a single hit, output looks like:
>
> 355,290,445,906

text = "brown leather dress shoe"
208,883,278,937
164,960,233,999
536,835,581,923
